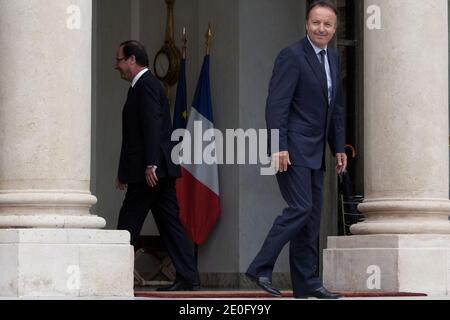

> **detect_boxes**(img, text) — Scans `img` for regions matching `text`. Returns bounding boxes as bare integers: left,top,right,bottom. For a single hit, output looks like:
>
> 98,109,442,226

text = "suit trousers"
247,166,324,295
117,178,200,285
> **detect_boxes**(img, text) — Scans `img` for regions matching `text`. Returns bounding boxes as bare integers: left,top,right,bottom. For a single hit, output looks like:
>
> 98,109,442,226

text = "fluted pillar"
352,0,450,235
324,0,450,296
0,0,133,297
0,0,105,228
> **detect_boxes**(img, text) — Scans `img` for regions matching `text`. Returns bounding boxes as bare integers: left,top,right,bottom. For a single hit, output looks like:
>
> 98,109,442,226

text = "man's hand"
115,178,128,191
145,166,158,188
336,153,348,174
272,151,291,173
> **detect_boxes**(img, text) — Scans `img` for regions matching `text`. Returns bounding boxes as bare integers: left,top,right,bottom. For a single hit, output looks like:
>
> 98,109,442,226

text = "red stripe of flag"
177,167,220,245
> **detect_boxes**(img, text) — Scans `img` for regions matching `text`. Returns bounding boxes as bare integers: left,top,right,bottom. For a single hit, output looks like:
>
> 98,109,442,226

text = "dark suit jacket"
118,71,181,184
266,37,346,170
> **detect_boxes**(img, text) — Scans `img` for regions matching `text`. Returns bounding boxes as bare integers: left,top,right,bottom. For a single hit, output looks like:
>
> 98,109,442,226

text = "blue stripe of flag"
192,55,214,123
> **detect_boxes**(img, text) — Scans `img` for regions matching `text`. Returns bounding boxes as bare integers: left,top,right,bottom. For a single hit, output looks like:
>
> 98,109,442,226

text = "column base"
323,235,450,296
0,215,106,229
0,229,134,298
354,199,450,234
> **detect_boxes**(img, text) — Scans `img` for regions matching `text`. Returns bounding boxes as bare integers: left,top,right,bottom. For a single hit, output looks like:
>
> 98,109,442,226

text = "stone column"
0,0,133,297
352,0,450,235
324,0,450,296
0,0,104,228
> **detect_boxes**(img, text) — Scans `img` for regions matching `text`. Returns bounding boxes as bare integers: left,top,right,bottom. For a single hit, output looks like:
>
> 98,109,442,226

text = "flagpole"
205,23,212,56
183,26,200,264
164,85,171,104
182,27,187,59
192,24,213,265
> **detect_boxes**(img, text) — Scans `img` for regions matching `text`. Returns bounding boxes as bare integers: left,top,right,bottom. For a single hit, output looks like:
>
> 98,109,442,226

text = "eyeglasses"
116,57,127,63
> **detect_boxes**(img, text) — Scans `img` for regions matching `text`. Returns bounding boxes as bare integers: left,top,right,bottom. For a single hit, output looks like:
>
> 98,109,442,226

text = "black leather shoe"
295,286,343,299
156,281,200,292
246,274,282,297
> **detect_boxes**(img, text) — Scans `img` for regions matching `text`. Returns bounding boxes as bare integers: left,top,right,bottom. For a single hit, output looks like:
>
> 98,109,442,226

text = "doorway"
335,0,364,236
307,0,364,236
307,0,365,276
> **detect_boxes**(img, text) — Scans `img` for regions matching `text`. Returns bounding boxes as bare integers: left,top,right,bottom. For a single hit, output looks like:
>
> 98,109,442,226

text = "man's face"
306,6,337,49
115,46,133,82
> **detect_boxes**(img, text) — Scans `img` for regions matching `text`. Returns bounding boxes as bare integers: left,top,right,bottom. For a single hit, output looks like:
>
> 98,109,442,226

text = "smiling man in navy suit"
246,1,347,299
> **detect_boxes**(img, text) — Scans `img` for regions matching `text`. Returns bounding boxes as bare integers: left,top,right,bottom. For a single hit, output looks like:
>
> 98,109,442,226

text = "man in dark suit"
115,40,200,291
246,1,347,299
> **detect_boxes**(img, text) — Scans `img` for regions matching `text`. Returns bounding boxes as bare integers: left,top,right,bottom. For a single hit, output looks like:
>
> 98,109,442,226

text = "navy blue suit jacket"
266,37,345,170
118,71,181,184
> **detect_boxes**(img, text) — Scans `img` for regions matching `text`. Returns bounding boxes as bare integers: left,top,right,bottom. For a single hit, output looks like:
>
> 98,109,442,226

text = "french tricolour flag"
176,55,220,245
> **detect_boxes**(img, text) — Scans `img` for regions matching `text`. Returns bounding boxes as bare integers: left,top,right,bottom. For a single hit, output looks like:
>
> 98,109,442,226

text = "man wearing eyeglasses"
114,40,200,292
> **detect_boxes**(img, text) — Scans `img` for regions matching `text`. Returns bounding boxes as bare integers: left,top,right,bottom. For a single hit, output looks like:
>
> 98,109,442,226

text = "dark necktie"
319,50,329,102
319,50,327,78
127,86,133,99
